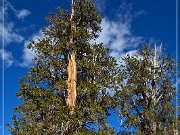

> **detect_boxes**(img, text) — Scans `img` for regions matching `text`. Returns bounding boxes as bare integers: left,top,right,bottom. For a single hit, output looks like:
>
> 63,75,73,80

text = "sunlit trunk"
66,0,77,112
67,53,76,109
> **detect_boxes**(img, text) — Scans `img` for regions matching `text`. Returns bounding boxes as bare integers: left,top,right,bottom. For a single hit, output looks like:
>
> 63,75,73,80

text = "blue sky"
0,0,179,134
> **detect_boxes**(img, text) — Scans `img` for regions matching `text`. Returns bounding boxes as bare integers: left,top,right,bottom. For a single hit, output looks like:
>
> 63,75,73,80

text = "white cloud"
5,1,31,20
93,2,144,61
0,1,26,46
20,44,35,67
0,1,31,67
0,49,13,67
0,23,24,46
16,9,31,20
0,1,24,67
0,1,31,45
20,31,43,67
96,18,143,53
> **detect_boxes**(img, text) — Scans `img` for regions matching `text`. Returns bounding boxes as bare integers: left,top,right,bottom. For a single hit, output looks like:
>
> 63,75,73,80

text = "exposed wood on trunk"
67,53,76,109
66,0,77,112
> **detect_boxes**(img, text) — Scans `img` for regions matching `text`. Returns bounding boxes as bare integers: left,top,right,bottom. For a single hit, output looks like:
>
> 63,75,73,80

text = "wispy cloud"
0,49,13,67
0,1,31,67
97,18,143,58
20,31,43,67
0,1,25,46
5,1,31,20
0,23,24,46
16,9,31,20
94,2,145,60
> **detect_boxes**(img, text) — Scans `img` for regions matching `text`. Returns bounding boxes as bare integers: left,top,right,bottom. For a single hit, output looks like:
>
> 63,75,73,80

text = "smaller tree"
116,45,177,135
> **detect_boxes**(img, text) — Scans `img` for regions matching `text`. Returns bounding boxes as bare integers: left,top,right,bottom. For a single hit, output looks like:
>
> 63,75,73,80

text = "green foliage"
116,45,177,134
8,0,178,134
8,0,118,134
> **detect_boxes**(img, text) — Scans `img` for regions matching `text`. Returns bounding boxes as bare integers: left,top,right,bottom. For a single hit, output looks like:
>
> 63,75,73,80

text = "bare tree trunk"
151,45,157,107
66,0,77,112
150,45,157,134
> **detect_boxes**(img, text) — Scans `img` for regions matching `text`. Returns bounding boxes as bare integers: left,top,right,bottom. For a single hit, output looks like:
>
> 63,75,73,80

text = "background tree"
116,45,178,135
8,0,119,134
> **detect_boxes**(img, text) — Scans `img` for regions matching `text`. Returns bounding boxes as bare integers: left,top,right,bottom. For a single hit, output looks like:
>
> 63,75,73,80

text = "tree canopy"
8,0,178,135
116,45,177,134
8,0,118,134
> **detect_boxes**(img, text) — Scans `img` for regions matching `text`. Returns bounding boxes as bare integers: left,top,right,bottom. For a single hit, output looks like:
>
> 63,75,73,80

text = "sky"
0,0,179,134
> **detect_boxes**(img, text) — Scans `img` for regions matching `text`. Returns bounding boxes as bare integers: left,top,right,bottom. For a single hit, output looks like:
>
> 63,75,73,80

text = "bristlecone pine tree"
116,45,178,135
8,0,119,134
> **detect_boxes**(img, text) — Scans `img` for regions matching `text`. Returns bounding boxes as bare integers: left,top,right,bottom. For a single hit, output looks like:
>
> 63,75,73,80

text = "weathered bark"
66,0,77,111
67,53,76,109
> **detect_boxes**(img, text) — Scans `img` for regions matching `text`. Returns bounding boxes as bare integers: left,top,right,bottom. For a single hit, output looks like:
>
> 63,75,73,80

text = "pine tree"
8,0,118,134
116,45,178,135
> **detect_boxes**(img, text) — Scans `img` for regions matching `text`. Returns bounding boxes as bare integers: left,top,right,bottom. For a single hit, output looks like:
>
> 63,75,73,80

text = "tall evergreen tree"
8,0,118,134
116,45,178,135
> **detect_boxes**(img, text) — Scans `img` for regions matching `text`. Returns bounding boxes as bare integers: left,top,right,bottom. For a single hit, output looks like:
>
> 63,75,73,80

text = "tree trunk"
66,0,77,112
150,45,157,134
67,53,76,109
